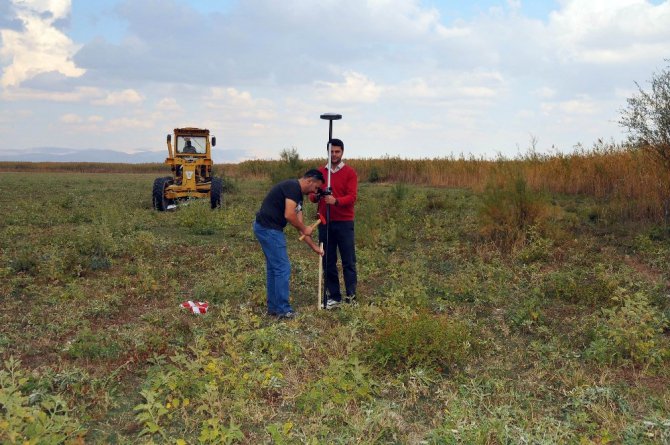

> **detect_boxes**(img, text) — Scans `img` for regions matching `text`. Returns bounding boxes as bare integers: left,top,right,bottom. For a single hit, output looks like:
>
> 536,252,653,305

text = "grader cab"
152,127,223,211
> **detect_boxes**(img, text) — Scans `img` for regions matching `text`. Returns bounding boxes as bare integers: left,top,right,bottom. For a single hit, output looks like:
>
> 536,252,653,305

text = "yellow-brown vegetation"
2,143,667,221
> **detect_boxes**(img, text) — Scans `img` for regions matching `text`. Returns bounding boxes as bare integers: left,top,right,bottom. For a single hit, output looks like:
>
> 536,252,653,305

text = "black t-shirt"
256,179,303,230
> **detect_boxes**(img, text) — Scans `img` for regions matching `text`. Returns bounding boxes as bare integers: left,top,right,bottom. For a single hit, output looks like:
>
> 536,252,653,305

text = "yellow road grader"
152,127,223,211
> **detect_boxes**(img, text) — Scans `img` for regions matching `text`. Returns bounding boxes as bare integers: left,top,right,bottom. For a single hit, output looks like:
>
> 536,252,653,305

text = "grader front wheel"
152,176,174,211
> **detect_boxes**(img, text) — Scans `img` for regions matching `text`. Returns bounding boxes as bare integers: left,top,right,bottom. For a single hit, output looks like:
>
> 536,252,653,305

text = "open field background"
1,148,669,443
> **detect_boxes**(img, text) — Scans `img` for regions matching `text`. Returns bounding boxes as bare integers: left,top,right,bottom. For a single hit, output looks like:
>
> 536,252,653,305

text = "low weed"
506,291,546,334
0,357,85,444
9,249,38,274
585,290,669,368
64,328,122,360
541,264,618,307
1,172,669,442
295,356,376,414
391,182,409,201
368,312,471,373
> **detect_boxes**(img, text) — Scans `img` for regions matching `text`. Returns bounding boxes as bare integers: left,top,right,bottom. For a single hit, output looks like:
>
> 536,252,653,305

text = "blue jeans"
253,221,293,315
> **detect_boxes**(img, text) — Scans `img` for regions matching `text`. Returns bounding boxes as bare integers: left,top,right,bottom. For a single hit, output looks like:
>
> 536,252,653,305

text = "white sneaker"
326,299,341,310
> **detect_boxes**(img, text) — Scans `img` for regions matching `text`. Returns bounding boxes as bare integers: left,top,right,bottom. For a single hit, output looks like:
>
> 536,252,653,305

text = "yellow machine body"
152,127,223,210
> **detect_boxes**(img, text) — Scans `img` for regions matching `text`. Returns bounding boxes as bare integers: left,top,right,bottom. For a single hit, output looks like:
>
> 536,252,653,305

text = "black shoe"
345,294,356,305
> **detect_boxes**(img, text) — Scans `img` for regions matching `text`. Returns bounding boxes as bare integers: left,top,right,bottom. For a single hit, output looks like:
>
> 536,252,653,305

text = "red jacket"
309,164,358,221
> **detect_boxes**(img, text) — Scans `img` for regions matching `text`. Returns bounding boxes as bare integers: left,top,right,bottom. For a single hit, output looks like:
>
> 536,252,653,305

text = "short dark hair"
303,169,325,183
329,138,344,150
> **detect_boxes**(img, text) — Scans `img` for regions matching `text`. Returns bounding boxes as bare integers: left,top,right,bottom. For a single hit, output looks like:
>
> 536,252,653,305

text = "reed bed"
3,143,667,222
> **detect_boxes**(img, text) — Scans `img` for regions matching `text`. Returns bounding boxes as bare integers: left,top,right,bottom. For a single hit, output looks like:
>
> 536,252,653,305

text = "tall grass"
4,141,668,221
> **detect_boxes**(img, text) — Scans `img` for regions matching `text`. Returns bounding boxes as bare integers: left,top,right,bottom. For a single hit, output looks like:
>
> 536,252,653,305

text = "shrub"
479,171,548,252
367,166,382,183
9,250,38,274
65,328,121,360
562,386,630,435
507,293,545,334
425,190,447,211
391,182,409,201
586,291,669,367
296,356,376,414
541,266,618,307
0,357,85,444
368,312,471,373
619,60,670,171
270,147,306,184
125,230,158,259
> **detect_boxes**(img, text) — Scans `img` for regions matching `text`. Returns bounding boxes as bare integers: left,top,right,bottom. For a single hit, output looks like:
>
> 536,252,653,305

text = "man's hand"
301,224,314,238
311,242,324,256
303,234,323,256
323,195,337,205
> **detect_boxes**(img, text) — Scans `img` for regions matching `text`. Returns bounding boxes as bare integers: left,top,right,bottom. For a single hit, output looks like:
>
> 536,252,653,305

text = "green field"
1,171,669,444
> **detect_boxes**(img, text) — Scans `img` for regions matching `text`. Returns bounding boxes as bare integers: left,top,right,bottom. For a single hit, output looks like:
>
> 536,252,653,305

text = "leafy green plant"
296,356,376,414
562,385,630,436
0,357,85,444
425,190,447,211
367,166,382,183
368,312,471,373
507,292,545,334
541,265,618,306
586,291,669,367
391,182,409,201
9,249,38,274
266,421,296,445
65,328,121,360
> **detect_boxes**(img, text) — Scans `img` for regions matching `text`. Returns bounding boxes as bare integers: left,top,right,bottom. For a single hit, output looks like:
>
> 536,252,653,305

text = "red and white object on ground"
180,300,209,314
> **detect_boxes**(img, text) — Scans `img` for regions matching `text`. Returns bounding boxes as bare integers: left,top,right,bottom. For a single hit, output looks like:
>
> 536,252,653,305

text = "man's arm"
284,198,312,236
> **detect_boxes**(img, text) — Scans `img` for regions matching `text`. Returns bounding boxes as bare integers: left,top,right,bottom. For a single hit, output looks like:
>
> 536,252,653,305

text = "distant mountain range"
0,147,248,163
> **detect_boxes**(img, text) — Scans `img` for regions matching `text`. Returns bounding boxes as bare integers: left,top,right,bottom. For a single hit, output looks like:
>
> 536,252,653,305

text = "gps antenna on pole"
319,113,342,309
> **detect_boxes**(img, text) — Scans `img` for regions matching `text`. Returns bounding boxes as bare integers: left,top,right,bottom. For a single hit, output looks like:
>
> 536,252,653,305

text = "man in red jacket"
309,138,358,309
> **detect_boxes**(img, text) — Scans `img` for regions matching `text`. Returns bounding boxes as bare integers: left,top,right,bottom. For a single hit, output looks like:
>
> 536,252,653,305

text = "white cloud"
2,1,669,160
541,95,600,115
157,97,181,111
92,89,144,106
0,0,84,87
106,117,154,130
60,113,82,124
390,71,504,103
534,87,556,99
206,87,276,121
549,0,670,64
209,87,274,109
315,71,383,103
1,86,103,102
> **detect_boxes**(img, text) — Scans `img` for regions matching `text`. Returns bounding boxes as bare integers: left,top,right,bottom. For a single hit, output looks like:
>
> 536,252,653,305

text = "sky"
1,0,669,162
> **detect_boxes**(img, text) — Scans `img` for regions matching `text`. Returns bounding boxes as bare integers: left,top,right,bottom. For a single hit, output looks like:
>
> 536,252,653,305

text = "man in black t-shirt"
253,169,325,319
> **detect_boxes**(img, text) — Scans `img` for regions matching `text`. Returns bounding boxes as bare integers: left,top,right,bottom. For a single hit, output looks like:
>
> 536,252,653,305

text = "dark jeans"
318,220,357,301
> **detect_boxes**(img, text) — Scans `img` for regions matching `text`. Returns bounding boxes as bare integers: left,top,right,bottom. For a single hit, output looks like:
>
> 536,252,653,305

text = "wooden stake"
317,242,323,310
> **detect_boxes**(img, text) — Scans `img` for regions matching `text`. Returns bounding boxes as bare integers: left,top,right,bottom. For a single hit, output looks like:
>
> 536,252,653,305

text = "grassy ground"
0,171,669,444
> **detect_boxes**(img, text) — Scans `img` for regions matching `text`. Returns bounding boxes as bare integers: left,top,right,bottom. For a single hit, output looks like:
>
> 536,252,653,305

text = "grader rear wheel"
210,177,223,209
